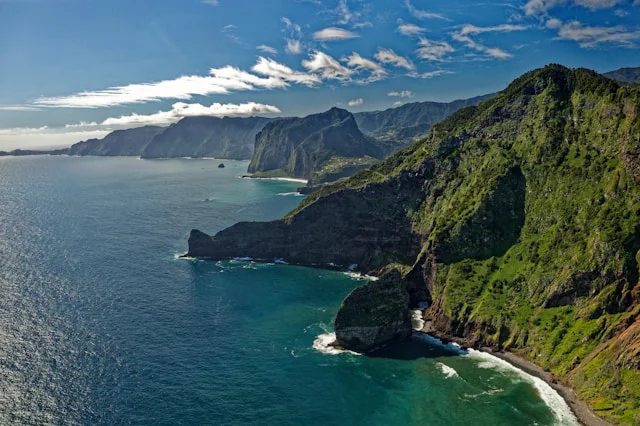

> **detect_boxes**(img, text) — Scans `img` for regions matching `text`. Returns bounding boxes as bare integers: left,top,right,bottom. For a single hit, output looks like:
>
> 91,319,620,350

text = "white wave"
466,350,579,425
436,362,459,378
231,256,253,261
241,176,309,184
273,258,289,264
276,192,304,196
342,271,379,281
411,309,425,331
312,333,360,356
411,332,468,355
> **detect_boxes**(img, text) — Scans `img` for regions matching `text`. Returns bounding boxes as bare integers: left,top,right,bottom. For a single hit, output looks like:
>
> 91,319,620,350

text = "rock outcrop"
248,107,386,181
187,65,640,424
334,269,412,353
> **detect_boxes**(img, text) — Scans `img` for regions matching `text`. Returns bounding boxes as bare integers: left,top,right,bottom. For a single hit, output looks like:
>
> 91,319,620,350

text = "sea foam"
312,333,360,356
436,362,459,379
466,349,579,425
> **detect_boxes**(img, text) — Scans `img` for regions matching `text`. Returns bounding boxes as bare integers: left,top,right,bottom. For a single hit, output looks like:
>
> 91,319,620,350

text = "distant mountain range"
354,94,494,144
2,66,636,186
603,67,640,85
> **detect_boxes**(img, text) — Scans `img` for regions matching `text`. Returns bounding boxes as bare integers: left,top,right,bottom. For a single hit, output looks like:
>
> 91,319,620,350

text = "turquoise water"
0,156,577,425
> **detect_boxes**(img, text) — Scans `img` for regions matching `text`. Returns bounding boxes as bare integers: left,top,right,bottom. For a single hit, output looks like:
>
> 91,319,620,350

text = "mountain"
248,107,386,182
604,67,640,85
141,116,272,160
68,126,164,156
186,65,640,425
354,94,493,144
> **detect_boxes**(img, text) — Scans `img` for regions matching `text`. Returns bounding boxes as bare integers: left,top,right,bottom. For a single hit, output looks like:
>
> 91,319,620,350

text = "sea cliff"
186,65,640,424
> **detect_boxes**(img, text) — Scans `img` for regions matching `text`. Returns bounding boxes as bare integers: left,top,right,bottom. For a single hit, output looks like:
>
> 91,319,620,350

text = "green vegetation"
291,65,640,423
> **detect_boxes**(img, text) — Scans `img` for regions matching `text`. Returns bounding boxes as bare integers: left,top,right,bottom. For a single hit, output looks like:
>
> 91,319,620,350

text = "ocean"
0,156,577,425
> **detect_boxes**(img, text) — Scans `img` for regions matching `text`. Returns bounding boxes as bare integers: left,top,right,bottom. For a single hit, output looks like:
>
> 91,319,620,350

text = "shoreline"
482,348,612,426
240,175,309,184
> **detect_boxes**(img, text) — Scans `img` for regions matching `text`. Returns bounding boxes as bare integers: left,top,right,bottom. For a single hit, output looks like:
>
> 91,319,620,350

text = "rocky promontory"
334,269,412,353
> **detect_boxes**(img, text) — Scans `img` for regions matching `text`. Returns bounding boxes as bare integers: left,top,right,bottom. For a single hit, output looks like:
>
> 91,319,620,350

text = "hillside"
141,116,271,160
187,65,640,425
248,108,386,182
605,67,640,85
68,126,164,156
354,94,493,144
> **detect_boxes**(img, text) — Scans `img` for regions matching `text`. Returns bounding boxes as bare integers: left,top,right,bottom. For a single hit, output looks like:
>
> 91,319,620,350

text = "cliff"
141,116,271,160
354,94,493,144
69,126,164,156
248,108,386,181
187,65,640,424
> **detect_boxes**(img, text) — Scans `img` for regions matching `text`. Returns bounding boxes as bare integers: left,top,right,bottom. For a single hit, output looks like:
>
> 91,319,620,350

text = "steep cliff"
248,108,386,181
187,65,640,424
354,94,493,144
141,116,271,159
69,126,164,156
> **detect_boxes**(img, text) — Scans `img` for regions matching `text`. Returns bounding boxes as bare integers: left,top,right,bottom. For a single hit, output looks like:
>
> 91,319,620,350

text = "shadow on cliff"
367,335,466,361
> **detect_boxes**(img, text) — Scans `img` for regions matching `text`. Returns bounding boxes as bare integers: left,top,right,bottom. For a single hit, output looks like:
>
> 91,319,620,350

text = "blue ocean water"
0,156,578,425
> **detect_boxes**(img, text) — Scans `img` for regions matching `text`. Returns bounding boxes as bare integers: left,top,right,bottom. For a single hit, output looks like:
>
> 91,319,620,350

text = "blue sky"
0,0,639,149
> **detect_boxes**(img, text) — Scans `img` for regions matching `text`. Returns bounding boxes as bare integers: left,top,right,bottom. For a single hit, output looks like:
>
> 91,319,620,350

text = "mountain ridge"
186,64,640,425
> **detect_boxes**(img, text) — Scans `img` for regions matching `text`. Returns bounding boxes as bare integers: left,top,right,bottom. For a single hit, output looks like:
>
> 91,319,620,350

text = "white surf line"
412,332,579,425
240,176,309,184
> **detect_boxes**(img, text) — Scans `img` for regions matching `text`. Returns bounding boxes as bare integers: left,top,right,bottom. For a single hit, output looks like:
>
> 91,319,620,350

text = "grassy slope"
291,65,640,424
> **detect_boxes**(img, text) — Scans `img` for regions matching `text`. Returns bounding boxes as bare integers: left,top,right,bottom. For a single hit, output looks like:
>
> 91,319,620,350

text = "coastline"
482,348,612,426
240,175,309,184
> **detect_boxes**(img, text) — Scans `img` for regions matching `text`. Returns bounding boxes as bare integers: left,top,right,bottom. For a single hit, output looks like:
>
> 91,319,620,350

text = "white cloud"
416,37,455,61
523,0,623,15
282,17,303,54
451,24,526,60
251,56,321,86
257,45,278,55
458,24,529,36
202,0,219,5
392,101,403,107
546,18,563,29
347,98,363,107
285,39,303,54
0,105,42,111
555,20,640,47
404,0,449,21
34,73,256,108
388,90,413,98
397,23,427,37
302,51,356,80
342,52,387,82
313,27,359,41
100,102,280,127
34,57,324,109
374,48,415,71
407,70,454,79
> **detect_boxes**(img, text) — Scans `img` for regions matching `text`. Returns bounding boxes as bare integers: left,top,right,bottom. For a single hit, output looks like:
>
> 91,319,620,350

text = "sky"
0,0,639,149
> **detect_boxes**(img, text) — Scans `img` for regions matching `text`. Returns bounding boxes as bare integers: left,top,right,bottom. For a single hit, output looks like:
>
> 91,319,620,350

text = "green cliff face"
248,107,386,181
141,116,271,160
188,65,640,424
69,126,165,156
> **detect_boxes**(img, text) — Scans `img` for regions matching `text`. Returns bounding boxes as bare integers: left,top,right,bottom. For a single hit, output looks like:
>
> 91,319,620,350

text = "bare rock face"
334,270,412,353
